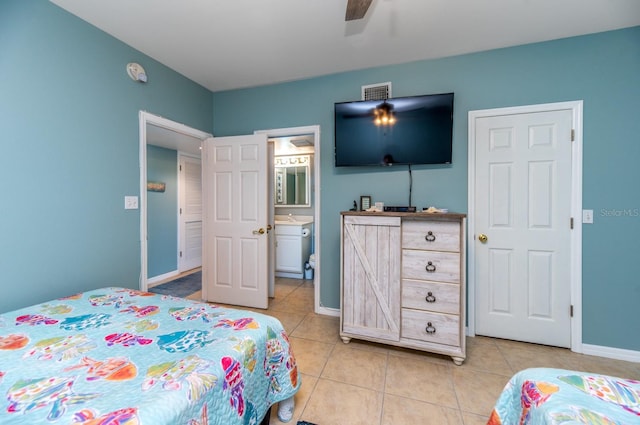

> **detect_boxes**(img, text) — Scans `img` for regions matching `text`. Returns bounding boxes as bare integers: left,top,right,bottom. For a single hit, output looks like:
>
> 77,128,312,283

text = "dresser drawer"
402,220,460,252
401,309,460,347
402,280,459,315
402,250,460,283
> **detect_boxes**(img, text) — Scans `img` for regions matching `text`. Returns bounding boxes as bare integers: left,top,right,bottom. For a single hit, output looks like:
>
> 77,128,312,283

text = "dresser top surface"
341,211,467,220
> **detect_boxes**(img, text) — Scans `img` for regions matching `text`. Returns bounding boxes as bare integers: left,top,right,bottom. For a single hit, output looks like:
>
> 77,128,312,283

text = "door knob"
478,233,488,243
253,228,266,235
266,225,272,233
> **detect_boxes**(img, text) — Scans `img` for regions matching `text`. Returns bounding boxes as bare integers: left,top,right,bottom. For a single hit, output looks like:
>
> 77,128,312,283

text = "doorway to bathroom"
255,125,322,315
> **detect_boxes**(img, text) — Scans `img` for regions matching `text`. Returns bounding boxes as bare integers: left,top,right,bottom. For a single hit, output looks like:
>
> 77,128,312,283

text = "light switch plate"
124,196,139,210
582,209,593,224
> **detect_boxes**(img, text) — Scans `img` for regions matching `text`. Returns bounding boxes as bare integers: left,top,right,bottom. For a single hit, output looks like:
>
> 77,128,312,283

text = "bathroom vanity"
274,215,313,279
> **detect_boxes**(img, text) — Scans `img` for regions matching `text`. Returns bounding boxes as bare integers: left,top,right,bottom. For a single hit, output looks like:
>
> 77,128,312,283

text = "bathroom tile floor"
186,278,640,425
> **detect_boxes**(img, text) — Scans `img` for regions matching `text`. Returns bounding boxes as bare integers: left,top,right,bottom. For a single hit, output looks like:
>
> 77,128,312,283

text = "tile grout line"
378,350,390,425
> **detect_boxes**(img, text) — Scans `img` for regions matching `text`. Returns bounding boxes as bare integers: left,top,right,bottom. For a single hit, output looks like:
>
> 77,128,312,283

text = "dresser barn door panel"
341,215,401,342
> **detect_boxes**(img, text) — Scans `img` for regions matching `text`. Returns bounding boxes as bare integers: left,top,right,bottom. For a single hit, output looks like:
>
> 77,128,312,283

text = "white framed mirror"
275,155,310,207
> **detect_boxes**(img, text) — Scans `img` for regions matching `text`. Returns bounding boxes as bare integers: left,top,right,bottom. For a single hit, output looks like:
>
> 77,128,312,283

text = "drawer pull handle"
425,322,436,335
425,261,436,273
425,231,436,242
425,292,436,303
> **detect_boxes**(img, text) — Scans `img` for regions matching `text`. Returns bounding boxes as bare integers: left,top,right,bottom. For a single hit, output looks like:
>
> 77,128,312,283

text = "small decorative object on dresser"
340,211,466,365
359,195,371,211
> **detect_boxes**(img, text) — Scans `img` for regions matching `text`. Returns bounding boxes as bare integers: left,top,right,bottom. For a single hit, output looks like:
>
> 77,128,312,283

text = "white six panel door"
475,109,573,347
202,134,268,309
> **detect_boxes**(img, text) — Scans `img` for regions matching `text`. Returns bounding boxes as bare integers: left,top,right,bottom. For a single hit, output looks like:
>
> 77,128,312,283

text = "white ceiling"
51,0,640,93
146,123,205,155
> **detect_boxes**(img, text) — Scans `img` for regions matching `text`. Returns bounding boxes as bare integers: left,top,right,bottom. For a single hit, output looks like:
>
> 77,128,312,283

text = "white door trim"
467,101,583,352
139,111,211,291
253,125,332,316
267,141,275,298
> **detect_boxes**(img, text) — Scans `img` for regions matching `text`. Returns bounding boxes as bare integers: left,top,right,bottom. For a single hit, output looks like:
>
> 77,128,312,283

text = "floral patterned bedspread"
0,287,300,424
488,368,640,425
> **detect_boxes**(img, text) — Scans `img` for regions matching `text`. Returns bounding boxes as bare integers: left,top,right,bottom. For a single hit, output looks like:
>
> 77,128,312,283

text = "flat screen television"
334,93,454,167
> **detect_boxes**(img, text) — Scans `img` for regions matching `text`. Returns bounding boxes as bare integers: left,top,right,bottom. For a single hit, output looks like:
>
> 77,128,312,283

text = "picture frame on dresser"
359,195,371,211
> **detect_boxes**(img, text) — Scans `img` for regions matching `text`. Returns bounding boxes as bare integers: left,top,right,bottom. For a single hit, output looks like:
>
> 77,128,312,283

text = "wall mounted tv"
334,93,454,167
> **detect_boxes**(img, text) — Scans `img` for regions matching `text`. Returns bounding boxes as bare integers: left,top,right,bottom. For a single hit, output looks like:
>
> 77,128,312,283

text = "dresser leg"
451,357,464,366
340,336,351,344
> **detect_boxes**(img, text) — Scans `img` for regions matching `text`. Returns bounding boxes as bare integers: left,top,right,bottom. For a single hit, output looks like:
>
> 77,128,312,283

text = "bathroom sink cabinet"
275,223,312,279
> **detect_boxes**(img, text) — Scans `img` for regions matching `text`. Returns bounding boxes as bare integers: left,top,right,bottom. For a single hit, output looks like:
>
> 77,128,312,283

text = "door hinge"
179,164,182,171
180,208,182,215
571,129,575,142
180,251,183,258
570,217,574,229
570,305,574,317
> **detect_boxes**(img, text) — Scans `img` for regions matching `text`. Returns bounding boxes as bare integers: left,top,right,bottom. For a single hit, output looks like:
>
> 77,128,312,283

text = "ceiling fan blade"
345,0,373,21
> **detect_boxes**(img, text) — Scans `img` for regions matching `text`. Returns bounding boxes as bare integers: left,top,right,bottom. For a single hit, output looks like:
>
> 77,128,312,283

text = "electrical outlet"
124,196,139,210
582,209,593,224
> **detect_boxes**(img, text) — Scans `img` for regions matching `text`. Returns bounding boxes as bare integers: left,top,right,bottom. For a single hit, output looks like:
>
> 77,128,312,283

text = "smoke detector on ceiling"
127,62,147,83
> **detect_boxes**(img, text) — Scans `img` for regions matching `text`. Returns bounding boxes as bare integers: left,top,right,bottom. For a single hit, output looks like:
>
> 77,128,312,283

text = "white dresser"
340,211,466,365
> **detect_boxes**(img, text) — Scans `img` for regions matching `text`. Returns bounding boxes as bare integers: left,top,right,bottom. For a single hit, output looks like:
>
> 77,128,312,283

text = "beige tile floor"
186,278,640,425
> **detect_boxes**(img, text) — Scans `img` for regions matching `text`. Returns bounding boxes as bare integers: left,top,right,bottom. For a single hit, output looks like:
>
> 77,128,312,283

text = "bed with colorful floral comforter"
0,287,300,424
488,367,640,424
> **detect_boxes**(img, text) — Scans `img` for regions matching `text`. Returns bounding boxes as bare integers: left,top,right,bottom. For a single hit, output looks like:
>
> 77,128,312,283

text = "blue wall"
0,1,212,312
213,27,640,351
2,0,638,352
147,146,178,278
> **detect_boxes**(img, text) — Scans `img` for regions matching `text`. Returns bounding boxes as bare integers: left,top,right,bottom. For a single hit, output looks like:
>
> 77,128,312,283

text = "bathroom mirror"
275,155,310,207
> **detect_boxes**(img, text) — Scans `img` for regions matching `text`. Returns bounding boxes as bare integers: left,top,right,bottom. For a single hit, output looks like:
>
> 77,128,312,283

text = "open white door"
202,134,269,309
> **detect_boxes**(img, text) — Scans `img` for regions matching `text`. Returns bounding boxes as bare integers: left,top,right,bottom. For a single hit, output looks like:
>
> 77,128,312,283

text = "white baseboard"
147,270,179,287
316,305,340,317
465,328,639,363
582,343,640,363
275,271,304,279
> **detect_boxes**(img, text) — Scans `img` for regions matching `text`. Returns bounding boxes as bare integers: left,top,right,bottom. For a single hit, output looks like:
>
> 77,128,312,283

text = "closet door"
473,109,573,347
178,154,202,272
